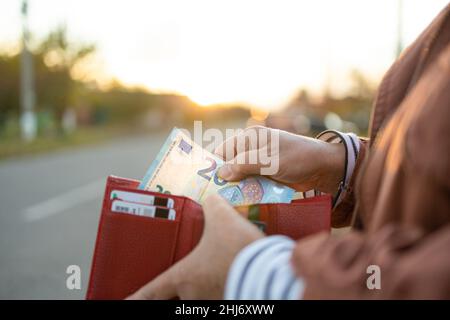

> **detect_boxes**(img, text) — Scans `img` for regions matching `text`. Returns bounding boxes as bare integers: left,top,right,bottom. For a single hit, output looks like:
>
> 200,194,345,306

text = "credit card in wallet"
110,190,174,208
111,200,176,220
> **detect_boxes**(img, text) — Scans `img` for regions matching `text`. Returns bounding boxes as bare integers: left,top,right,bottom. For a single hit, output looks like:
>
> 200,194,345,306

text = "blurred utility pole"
20,0,37,142
396,0,403,57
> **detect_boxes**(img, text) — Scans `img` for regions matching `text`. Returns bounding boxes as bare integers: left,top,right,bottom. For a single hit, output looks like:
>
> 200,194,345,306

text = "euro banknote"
139,128,294,206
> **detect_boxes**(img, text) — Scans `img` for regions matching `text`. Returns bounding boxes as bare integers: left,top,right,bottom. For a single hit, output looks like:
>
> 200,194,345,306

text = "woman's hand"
215,126,345,194
127,194,264,300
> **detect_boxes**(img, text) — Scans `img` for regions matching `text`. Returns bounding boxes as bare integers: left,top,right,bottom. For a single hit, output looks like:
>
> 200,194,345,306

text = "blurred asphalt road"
0,132,168,299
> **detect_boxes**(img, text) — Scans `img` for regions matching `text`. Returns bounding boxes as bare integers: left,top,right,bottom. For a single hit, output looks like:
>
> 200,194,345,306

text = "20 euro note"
138,128,295,206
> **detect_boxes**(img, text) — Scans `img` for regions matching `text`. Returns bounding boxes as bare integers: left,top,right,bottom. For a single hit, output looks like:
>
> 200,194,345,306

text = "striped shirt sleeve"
224,235,304,300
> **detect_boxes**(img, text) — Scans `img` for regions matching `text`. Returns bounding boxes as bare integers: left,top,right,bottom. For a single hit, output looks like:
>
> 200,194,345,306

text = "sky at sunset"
0,0,448,109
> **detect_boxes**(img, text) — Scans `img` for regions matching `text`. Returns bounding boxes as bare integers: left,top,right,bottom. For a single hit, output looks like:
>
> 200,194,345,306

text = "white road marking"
23,178,106,222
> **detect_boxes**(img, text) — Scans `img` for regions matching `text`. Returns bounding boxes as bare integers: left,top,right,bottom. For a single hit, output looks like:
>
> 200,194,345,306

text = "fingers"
203,194,252,230
218,146,267,180
203,194,265,245
203,194,235,221
218,162,261,181
214,134,238,161
214,126,268,161
203,194,263,230
126,266,178,300
215,127,272,181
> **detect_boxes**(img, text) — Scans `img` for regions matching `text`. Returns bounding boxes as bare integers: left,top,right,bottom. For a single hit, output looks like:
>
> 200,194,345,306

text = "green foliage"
0,54,20,123
270,69,377,137
0,26,374,158
0,26,249,143
0,26,95,134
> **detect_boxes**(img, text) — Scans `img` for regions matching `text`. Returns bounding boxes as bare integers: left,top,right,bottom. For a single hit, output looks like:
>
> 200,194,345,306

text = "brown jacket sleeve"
292,225,450,299
291,4,450,299
331,2,450,229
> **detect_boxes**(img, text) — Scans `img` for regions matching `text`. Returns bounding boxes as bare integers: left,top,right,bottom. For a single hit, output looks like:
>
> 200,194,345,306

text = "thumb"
203,194,236,221
217,163,260,181
217,150,262,181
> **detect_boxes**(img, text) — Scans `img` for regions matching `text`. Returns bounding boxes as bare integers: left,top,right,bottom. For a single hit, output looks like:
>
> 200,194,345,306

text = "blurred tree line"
266,70,376,137
0,27,250,140
0,27,94,135
0,26,376,158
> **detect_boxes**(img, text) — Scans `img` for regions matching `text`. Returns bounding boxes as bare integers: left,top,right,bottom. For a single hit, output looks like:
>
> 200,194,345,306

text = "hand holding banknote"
131,125,347,300
215,126,346,194
139,128,296,206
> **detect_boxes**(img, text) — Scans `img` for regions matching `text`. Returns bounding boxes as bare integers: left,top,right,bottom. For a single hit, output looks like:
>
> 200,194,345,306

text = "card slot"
86,209,180,299
105,187,186,221
104,176,205,262
88,175,206,299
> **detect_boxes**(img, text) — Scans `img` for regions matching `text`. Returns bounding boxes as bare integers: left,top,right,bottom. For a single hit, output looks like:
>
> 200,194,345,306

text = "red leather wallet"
86,175,331,299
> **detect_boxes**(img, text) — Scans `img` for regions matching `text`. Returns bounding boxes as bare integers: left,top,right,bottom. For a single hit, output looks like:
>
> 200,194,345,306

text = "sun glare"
1,0,447,109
